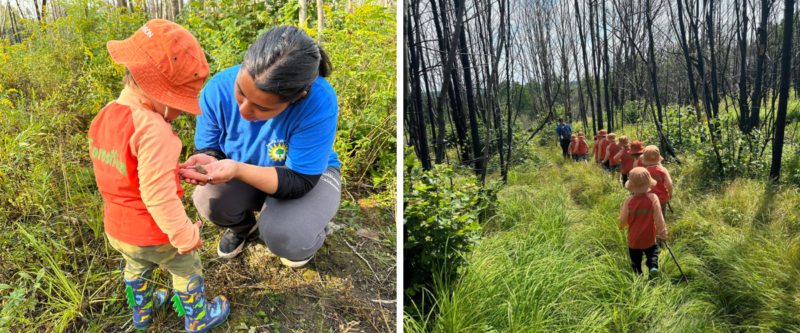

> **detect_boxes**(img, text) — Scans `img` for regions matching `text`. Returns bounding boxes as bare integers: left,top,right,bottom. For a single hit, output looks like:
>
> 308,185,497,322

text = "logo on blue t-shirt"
267,140,288,162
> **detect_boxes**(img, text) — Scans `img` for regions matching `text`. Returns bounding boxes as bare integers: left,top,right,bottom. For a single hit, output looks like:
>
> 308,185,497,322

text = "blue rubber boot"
649,267,660,278
171,275,230,333
120,260,169,330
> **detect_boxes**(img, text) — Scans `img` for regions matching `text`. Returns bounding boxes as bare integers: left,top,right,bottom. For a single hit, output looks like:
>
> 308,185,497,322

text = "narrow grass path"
407,148,800,333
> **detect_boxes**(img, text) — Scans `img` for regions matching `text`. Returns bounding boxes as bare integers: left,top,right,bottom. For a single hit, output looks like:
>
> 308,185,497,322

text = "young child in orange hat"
603,133,622,173
567,134,578,160
600,132,616,171
619,167,668,276
89,20,229,332
614,137,641,187
641,145,674,221
594,130,608,166
569,132,589,162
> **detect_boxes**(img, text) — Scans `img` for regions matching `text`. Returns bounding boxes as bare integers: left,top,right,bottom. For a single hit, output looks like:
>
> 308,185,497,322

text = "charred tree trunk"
590,0,604,130
433,0,465,164
406,0,431,169
750,0,772,131
770,0,794,182
457,0,483,175
576,0,597,134
602,0,612,131
737,0,749,132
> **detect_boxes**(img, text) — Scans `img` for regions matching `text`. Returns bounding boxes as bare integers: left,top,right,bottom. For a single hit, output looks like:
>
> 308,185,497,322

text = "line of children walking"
566,129,676,278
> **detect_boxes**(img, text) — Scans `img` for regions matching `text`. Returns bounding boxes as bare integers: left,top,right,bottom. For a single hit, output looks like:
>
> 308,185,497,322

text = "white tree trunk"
299,0,307,27
317,0,323,43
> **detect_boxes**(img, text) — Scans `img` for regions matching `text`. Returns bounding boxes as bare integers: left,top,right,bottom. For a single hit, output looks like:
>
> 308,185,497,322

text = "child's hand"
178,221,203,255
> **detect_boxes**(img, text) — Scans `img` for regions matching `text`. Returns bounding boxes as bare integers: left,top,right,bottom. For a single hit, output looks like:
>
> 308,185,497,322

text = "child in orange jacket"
89,20,228,332
593,130,608,166
569,132,589,162
600,132,616,171
619,167,668,276
641,145,674,221
614,138,641,187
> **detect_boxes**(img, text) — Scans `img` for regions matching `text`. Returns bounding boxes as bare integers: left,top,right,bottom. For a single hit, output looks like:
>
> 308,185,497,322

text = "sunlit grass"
406,144,800,332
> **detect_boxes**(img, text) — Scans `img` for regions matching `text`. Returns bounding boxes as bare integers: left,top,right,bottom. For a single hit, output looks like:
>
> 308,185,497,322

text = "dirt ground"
98,195,396,333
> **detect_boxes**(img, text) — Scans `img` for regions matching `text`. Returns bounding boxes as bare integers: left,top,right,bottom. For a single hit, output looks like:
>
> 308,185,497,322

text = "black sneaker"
217,222,259,259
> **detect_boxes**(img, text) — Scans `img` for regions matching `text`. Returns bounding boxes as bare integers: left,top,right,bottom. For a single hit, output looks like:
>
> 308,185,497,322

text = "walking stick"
663,241,689,285
667,202,674,214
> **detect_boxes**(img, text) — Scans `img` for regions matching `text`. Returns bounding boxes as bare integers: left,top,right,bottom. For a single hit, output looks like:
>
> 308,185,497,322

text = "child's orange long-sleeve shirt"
89,88,199,252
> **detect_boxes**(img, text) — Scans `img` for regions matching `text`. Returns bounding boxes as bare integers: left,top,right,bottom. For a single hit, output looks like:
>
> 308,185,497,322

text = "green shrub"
403,147,498,302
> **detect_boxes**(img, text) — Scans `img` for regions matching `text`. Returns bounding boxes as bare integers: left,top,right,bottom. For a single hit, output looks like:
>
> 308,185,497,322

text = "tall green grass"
405,148,800,332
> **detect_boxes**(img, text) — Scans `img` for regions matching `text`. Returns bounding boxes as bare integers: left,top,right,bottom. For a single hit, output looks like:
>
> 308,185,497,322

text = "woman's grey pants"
193,166,342,261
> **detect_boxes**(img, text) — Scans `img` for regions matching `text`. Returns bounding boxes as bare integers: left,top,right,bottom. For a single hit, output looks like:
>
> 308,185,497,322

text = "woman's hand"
179,159,240,186
178,154,218,182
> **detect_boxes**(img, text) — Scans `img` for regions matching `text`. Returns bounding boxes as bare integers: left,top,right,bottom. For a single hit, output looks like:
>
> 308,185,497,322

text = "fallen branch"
344,240,379,283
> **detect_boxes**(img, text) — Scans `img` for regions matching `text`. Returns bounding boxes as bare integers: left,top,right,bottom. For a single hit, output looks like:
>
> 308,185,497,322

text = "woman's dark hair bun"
242,26,332,103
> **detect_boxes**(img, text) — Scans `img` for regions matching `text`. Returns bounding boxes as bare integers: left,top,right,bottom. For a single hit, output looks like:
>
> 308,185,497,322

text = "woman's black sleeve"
194,148,227,161
272,166,322,199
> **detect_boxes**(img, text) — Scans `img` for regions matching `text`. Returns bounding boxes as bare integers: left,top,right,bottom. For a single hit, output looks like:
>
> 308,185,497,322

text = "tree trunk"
770,0,794,182
750,0,772,131
602,0,612,131
674,0,701,122
317,0,324,43
33,0,41,21
706,0,720,119
433,0,465,164
645,0,682,164
172,0,179,19
405,0,431,169
590,0,604,130
457,0,483,175
299,0,307,27
737,0,749,132
576,0,596,135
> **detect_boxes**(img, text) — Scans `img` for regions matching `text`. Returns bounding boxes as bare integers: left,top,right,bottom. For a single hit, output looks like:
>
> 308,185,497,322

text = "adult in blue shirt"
179,26,341,268
555,117,572,159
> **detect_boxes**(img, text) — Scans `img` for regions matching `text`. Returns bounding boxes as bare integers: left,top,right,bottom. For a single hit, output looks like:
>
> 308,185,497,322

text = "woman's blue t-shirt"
194,65,341,175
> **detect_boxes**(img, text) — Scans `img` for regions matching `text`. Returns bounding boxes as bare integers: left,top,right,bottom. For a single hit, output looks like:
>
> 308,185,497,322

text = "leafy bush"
403,147,498,301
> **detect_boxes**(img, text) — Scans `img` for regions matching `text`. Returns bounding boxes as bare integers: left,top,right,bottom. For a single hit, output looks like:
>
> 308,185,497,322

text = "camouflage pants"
107,233,202,292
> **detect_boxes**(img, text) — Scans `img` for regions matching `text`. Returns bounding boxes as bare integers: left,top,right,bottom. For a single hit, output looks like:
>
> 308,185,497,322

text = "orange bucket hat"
618,135,629,146
642,145,663,165
607,133,617,141
578,132,585,139
629,141,644,154
598,129,607,136
107,19,210,115
625,167,657,194
570,134,577,140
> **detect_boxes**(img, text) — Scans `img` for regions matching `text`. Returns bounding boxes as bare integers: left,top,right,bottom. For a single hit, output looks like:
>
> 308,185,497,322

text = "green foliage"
403,147,498,302
0,0,395,331
406,147,800,332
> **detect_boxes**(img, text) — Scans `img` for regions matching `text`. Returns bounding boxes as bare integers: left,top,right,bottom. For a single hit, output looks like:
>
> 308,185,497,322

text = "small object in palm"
194,164,208,175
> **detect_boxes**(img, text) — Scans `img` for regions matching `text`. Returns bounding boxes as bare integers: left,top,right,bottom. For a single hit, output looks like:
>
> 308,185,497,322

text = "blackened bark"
576,0,597,135
737,0,749,131
406,1,431,169
770,0,794,182
750,0,772,131
602,0,612,131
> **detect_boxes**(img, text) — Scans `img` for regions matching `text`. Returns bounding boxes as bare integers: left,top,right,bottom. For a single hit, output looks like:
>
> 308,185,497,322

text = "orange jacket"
619,193,667,249
88,88,198,251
